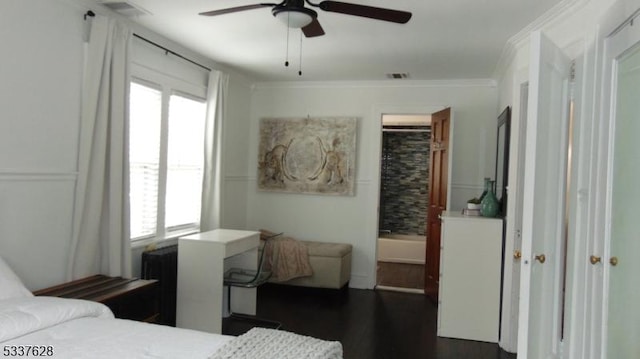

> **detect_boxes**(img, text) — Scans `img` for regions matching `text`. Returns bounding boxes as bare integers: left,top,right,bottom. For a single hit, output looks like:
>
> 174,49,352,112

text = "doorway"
376,114,430,292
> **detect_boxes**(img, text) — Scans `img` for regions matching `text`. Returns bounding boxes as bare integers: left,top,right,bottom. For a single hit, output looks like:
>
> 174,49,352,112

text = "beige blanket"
261,230,313,282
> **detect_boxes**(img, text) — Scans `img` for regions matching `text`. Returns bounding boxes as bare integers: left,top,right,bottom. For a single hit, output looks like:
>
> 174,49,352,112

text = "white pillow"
0,256,33,300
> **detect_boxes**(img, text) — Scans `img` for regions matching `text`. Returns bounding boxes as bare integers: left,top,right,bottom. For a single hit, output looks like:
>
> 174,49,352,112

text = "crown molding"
509,0,587,49
493,0,590,82
251,78,497,90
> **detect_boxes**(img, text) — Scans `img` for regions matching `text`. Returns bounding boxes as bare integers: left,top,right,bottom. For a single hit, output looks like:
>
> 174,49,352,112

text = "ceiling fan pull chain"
298,31,303,76
285,12,290,67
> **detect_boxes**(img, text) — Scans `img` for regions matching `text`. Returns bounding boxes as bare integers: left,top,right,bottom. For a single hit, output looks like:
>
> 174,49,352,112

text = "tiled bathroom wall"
379,129,430,235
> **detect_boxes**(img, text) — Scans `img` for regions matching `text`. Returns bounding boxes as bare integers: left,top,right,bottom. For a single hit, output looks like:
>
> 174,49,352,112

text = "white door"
499,80,528,353
601,16,640,358
517,31,572,358
510,82,529,350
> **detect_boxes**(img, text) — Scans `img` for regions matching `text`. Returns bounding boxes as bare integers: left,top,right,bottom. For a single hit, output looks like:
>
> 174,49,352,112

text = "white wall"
0,0,501,294
0,0,256,289
226,81,498,288
218,76,254,230
0,0,84,290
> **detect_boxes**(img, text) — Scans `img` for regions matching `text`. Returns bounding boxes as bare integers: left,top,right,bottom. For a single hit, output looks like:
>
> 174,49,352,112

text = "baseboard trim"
375,285,425,295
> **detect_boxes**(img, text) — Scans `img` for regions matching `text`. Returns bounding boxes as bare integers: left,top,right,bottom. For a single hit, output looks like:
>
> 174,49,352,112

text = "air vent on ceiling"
100,0,151,17
386,73,410,79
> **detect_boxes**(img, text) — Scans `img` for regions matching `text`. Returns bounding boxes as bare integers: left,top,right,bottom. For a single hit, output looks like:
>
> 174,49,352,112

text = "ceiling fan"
199,0,412,38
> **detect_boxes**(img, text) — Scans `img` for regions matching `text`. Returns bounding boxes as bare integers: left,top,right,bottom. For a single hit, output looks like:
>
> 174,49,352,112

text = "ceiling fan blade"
318,1,412,23
199,3,276,16
302,18,325,37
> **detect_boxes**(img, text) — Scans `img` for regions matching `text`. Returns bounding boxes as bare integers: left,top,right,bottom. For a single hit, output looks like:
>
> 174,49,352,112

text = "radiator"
141,245,178,326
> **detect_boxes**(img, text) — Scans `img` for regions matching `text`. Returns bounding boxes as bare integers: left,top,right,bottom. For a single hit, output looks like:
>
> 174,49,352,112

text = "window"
129,81,206,241
129,82,161,239
129,36,209,242
165,93,206,231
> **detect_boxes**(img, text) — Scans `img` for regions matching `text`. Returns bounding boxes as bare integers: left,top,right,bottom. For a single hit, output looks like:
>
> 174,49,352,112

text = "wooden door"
425,108,450,302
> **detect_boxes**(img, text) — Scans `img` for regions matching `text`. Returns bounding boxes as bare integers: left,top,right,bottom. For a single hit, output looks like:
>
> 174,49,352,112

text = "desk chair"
224,232,282,329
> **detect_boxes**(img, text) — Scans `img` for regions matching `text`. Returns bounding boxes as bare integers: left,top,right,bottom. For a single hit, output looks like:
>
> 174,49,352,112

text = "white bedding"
0,261,342,359
0,297,232,358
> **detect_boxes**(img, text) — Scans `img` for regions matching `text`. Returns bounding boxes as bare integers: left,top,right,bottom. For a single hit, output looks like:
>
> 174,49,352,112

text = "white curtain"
200,70,229,231
67,16,132,280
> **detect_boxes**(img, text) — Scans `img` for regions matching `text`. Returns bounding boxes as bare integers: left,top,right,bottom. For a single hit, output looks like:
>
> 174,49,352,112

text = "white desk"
176,229,260,334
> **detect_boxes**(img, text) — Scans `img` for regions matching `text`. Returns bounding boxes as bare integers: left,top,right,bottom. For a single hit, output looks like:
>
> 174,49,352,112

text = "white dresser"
437,211,503,343
176,229,260,334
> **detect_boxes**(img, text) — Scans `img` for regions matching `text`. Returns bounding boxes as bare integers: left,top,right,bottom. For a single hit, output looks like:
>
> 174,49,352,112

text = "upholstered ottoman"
263,240,352,289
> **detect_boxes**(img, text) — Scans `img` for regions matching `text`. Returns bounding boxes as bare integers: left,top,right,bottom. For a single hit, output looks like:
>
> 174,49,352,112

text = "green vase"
480,180,499,217
478,177,491,202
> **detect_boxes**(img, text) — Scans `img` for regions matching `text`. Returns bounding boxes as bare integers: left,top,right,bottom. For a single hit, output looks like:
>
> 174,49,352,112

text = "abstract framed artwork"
257,117,357,196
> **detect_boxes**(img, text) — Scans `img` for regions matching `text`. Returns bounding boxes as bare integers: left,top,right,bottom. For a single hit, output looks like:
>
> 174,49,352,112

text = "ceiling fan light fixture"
272,7,317,28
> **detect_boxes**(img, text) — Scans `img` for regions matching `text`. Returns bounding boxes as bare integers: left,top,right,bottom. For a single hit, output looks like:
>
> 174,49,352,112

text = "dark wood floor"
377,261,425,289
223,284,517,359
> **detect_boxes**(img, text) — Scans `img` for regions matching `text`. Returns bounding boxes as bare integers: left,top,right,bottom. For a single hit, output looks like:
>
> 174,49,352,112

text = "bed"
0,257,342,359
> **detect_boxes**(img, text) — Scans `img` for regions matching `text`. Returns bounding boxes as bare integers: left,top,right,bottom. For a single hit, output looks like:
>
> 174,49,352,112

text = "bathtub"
377,233,426,265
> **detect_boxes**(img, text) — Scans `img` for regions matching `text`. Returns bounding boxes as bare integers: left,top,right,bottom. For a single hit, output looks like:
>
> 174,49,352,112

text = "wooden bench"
34,275,160,323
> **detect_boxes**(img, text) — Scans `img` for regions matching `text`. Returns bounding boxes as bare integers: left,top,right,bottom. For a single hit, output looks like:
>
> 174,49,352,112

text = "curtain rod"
83,11,211,72
133,34,211,72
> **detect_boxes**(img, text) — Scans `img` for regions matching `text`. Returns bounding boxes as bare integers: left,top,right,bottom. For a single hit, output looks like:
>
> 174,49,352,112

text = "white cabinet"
437,211,503,343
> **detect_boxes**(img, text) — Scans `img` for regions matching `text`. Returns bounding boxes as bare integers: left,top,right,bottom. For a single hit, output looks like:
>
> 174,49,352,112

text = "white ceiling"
124,0,564,82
